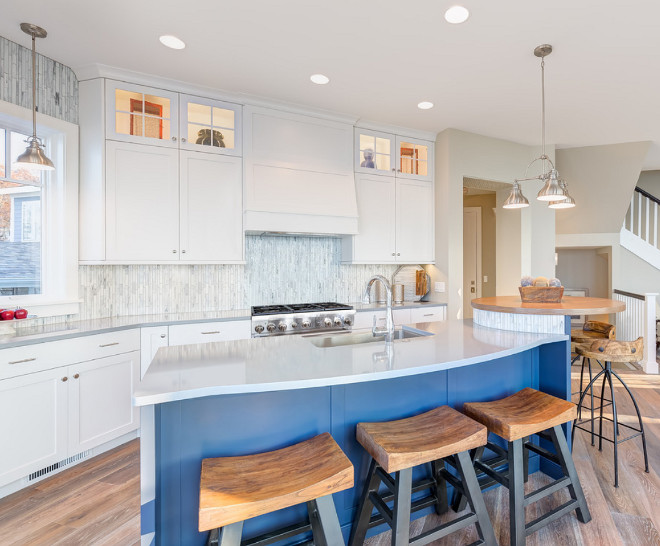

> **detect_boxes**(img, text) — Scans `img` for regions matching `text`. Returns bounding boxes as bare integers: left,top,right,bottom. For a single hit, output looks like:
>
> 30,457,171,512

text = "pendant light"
16,23,54,172
503,44,575,210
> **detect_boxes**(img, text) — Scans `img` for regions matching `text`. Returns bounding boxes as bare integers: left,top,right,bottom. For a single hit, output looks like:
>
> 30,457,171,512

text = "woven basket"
519,286,564,303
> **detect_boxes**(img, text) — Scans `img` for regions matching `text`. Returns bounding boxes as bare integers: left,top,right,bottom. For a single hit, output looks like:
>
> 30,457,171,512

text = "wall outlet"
483,275,488,283
434,282,446,293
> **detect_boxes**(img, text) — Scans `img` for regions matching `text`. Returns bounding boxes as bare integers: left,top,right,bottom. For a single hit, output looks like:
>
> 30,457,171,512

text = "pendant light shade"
548,180,576,209
503,182,530,209
16,23,54,172
537,169,566,201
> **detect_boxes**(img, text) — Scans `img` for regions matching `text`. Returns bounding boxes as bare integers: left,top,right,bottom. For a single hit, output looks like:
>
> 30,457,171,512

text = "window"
0,127,44,295
0,100,79,317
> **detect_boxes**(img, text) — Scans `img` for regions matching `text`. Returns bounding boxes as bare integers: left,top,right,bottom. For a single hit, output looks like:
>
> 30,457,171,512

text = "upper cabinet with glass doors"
105,81,241,155
354,129,433,181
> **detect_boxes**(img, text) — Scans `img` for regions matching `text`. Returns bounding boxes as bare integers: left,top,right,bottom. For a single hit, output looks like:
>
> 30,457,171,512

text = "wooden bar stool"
455,388,591,546
573,337,649,487
199,433,353,546
349,406,497,546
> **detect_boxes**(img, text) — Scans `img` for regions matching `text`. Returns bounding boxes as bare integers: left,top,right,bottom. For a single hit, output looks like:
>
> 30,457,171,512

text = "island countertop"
471,296,625,315
134,319,567,406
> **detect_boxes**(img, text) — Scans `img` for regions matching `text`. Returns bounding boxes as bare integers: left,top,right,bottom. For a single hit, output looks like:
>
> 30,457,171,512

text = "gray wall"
637,170,660,198
556,249,608,298
0,35,78,124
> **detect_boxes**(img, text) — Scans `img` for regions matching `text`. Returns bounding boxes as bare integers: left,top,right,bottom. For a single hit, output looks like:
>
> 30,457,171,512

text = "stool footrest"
409,512,479,546
524,477,571,507
525,499,579,535
474,459,509,489
367,493,438,530
524,441,560,466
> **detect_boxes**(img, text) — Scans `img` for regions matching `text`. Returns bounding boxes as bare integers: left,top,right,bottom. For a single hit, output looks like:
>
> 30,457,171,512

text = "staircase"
621,186,660,269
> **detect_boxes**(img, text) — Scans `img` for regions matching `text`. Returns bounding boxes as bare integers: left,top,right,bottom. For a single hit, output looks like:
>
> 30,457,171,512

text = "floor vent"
28,450,92,482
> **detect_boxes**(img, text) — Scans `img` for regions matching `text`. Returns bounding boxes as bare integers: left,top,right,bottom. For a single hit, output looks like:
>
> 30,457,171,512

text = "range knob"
278,323,287,332
266,323,276,332
254,324,265,334
344,316,353,326
334,317,343,326
290,321,298,329
301,320,311,328
323,318,332,328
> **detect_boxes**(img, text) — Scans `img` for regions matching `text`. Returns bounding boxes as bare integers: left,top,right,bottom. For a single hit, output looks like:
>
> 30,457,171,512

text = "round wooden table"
471,296,625,316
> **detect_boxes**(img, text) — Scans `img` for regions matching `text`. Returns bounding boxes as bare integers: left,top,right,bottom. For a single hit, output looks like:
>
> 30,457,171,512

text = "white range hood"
243,106,359,236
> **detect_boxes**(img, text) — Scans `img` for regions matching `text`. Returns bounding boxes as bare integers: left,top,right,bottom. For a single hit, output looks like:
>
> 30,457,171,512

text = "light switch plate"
483,275,488,282
434,282,446,293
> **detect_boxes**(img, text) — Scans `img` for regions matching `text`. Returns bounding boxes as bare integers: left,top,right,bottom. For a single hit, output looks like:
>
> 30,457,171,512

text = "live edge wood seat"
357,405,487,473
457,388,590,545
570,320,616,345
350,406,497,546
199,432,353,542
463,387,577,441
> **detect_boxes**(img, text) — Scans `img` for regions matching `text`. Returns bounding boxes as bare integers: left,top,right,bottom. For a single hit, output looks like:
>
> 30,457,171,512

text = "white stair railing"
621,187,660,270
613,289,658,374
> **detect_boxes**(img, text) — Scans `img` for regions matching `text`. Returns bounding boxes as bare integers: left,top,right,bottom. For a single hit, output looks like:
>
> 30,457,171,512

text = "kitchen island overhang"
136,319,571,546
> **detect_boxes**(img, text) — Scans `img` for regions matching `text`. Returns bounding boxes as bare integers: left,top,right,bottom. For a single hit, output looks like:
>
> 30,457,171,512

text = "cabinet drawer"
168,320,251,346
353,309,411,330
0,329,140,380
410,306,446,323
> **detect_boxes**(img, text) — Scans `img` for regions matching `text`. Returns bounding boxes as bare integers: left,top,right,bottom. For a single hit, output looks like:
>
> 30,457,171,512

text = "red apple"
0,309,14,321
14,308,28,320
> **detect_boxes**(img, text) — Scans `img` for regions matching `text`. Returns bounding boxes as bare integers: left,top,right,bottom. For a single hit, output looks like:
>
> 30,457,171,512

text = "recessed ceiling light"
159,35,186,50
417,101,434,110
444,5,470,24
310,74,330,85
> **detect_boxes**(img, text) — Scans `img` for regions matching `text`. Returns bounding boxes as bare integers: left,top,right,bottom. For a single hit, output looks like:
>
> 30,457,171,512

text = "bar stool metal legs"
573,358,650,487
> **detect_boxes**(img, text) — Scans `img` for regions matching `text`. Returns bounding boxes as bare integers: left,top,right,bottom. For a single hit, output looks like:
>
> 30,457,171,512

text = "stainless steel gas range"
251,302,355,337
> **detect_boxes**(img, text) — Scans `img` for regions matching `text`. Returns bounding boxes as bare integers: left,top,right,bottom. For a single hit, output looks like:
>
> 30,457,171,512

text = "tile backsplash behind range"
78,236,398,319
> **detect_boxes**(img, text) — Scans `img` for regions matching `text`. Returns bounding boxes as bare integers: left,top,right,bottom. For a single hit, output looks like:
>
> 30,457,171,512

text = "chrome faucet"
363,275,395,343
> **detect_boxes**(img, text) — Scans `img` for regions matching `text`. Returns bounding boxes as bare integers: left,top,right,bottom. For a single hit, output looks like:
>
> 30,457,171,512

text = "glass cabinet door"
105,81,179,147
355,129,395,175
395,136,433,181
180,95,242,156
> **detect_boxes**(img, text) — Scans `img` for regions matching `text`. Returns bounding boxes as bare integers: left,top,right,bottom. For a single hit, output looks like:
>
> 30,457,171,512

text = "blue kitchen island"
135,318,572,546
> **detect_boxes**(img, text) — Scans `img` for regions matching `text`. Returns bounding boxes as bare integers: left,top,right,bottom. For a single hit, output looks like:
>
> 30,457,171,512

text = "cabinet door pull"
8,357,36,365
171,136,177,142
62,377,68,382
73,373,80,379
99,342,120,348
160,334,166,338
201,331,221,335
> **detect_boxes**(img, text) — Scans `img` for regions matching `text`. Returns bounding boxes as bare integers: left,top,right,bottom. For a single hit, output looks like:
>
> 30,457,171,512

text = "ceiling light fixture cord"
30,32,38,143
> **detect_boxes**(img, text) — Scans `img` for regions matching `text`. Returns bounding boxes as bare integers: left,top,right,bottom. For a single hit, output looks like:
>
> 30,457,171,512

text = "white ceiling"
3,0,660,168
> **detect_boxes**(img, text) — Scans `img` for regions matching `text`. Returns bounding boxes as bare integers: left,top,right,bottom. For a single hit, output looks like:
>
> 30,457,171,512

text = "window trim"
0,100,80,317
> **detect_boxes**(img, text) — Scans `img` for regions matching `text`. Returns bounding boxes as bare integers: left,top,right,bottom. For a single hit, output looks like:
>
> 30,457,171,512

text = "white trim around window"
0,100,80,317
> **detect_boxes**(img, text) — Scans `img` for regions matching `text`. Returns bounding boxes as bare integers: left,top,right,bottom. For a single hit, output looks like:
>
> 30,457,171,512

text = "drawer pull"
8,357,36,365
423,313,434,317
160,334,166,339
201,331,221,335
99,342,120,348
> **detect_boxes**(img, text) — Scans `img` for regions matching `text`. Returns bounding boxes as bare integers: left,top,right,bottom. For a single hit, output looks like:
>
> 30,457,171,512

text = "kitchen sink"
304,328,433,348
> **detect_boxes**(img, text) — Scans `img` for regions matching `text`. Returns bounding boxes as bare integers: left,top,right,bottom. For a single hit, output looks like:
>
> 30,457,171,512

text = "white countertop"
134,319,566,406
0,301,446,349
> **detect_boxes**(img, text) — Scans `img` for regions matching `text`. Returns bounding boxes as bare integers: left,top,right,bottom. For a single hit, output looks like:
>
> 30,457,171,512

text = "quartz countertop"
134,319,566,406
0,301,446,349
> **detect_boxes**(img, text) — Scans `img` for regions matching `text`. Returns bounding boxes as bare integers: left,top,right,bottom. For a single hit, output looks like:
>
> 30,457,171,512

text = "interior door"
179,151,243,262
463,207,482,318
105,141,180,261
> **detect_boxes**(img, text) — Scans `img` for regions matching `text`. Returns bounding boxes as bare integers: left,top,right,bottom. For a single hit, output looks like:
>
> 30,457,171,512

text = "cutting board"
392,265,430,302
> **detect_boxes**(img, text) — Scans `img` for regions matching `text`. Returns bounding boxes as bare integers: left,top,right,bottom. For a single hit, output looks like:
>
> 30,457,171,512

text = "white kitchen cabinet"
410,306,446,322
180,152,242,262
140,326,169,379
353,309,412,330
168,320,251,346
396,179,435,264
68,351,140,454
0,369,68,487
106,141,180,261
342,174,434,264
355,128,433,182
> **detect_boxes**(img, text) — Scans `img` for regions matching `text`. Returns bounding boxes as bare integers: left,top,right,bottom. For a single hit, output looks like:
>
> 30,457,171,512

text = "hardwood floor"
0,363,657,545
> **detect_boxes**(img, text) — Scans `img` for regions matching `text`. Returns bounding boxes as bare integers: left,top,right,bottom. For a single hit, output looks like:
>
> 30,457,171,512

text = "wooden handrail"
613,289,645,301
635,186,660,206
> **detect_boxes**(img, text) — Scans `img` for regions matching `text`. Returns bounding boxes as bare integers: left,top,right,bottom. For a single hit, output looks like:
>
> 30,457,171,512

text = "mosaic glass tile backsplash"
0,36,78,124
78,236,398,320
